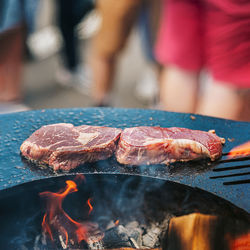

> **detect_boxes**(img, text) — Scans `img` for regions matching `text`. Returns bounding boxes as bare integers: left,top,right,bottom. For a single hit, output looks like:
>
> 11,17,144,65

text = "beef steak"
116,127,224,165
20,123,122,171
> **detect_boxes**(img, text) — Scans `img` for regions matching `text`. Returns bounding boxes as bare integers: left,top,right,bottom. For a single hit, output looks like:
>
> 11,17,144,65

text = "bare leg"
159,65,199,113
0,25,24,102
196,80,243,120
239,90,250,122
89,0,141,106
89,51,116,105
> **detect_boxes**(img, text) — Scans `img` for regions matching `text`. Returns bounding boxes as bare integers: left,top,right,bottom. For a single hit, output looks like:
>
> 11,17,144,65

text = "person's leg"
90,53,116,105
57,0,94,72
89,0,141,105
197,1,250,121
57,0,78,71
154,0,203,112
196,81,243,120
0,25,25,102
240,90,250,121
159,65,199,113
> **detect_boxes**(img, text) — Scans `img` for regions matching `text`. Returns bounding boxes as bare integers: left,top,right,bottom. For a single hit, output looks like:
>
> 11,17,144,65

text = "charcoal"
102,225,133,248
105,220,118,230
87,238,104,249
142,217,171,248
142,226,161,248
125,221,143,248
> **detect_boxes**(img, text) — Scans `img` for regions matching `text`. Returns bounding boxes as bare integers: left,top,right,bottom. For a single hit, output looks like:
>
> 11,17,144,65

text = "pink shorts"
155,0,250,88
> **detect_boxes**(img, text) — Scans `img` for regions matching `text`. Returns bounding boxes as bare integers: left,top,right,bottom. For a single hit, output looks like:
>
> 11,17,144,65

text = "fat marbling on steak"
20,123,122,171
116,127,225,165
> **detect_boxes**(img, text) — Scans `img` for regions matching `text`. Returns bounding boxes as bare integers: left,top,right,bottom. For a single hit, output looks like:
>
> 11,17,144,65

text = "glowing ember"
230,233,250,250
228,141,250,158
87,198,93,215
40,179,103,247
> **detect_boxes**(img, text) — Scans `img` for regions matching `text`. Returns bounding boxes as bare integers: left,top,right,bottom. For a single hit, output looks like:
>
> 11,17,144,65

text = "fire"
40,178,103,247
228,141,250,158
167,213,250,250
87,198,93,215
230,233,250,250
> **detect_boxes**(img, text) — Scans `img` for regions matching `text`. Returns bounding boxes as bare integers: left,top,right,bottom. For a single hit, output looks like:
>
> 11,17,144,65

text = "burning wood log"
163,213,250,250
165,213,218,250
229,233,250,250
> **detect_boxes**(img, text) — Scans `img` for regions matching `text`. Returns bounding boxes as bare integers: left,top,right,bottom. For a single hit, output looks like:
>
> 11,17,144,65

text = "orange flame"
230,233,250,250
228,141,250,158
40,179,103,247
87,198,93,215
42,214,53,241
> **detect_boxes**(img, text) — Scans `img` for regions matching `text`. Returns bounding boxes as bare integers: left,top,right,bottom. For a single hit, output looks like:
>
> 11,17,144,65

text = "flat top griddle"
0,108,249,212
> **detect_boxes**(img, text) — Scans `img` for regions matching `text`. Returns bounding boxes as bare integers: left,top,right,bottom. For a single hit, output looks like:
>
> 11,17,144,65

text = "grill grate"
0,108,249,212
210,154,250,185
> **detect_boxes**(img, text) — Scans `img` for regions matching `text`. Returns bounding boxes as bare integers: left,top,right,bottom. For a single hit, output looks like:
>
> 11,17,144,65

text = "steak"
116,127,225,165
20,123,122,171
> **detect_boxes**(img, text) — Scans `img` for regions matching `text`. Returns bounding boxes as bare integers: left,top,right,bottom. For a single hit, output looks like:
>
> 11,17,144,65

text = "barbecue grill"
0,108,249,248
1,108,249,210
0,173,249,248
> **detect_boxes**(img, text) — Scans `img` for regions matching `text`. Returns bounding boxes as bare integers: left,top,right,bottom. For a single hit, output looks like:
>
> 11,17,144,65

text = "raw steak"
20,123,122,171
116,127,224,165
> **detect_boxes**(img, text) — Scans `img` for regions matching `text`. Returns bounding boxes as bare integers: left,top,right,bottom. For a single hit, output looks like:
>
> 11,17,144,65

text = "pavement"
18,29,154,113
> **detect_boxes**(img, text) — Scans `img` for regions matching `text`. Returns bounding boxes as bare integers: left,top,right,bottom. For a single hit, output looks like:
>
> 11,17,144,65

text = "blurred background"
0,0,158,111
0,0,249,121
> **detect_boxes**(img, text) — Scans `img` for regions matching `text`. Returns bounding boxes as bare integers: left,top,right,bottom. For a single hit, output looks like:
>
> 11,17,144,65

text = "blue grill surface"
0,108,249,212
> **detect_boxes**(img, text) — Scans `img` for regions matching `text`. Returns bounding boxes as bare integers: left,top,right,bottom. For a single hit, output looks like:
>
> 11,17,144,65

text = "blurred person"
135,1,162,105
56,0,94,93
89,0,161,106
155,0,250,121
0,24,24,103
0,0,39,109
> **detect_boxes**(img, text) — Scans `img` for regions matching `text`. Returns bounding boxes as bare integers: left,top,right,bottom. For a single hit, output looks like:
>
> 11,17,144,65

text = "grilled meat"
116,127,224,165
20,123,122,171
